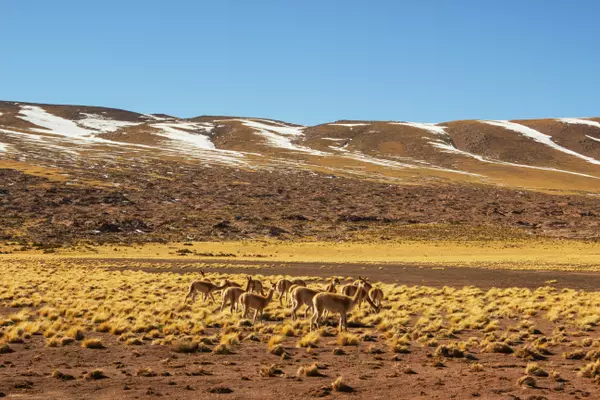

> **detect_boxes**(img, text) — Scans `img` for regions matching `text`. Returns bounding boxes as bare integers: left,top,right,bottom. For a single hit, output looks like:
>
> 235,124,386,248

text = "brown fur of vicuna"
239,283,276,323
290,286,320,320
311,283,379,331
184,279,236,304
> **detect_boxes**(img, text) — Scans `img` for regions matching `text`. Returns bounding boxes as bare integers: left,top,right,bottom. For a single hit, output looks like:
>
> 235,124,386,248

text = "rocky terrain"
1,100,599,245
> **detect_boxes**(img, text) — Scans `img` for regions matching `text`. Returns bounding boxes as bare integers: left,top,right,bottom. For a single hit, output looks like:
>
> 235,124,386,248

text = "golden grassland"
3,236,600,271
3,259,600,386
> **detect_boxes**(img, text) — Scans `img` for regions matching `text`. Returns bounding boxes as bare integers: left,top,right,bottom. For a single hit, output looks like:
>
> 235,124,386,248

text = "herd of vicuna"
183,272,382,331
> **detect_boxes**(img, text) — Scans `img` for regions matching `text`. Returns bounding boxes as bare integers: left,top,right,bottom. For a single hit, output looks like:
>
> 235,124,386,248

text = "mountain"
1,100,599,245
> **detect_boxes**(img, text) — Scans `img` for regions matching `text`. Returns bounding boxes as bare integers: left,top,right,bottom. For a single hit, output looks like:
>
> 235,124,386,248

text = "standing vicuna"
183,279,236,304
246,276,266,296
239,281,276,323
369,287,384,308
310,283,379,331
341,276,372,309
324,277,340,293
220,276,253,313
275,278,307,306
290,286,320,320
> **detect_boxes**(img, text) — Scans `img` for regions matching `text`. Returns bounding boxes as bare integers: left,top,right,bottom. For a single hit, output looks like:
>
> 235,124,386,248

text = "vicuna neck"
266,288,275,301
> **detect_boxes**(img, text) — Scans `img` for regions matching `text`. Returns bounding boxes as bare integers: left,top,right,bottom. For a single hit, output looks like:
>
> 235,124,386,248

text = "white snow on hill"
586,135,600,143
240,119,305,136
18,105,94,139
78,113,141,132
391,122,448,136
152,122,216,150
328,123,370,127
237,119,327,155
558,118,600,129
482,120,600,165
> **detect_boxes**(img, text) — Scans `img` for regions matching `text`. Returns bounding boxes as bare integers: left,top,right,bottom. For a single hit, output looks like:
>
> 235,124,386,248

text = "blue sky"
1,0,599,125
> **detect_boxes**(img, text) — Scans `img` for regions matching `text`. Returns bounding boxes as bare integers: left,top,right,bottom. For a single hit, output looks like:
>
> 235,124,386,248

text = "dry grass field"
5,237,600,271
2,256,600,399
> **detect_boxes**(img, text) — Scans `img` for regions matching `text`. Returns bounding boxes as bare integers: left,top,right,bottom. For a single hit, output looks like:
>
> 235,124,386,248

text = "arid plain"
2,101,600,399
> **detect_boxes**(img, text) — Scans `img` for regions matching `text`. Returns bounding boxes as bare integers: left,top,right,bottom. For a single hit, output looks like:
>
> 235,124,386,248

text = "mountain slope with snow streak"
482,120,600,166
1,100,600,194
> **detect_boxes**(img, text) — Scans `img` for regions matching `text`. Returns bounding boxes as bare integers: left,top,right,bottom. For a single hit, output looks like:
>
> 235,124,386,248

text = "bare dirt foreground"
2,258,600,400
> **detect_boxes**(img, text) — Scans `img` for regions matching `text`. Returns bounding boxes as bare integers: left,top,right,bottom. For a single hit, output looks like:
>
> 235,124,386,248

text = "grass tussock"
52,369,75,381
525,362,548,377
259,364,284,377
517,375,536,388
484,342,513,354
213,344,233,355
81,338,104,349
331,376,353,392
336,332,360,346
297,363,325,378
297,331,320,348
85,369,107,380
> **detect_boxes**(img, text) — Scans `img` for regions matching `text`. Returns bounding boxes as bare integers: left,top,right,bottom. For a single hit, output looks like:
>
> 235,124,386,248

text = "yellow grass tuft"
81,338,105,349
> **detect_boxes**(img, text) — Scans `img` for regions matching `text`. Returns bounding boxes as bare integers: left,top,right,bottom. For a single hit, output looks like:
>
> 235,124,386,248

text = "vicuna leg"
184,285,194,304
310,308,321,331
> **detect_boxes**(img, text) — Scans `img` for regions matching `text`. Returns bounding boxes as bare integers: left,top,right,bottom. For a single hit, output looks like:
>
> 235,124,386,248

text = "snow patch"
391,122,448,136
328,123,370,127
321,137,348,141
142,114,171,121
239,119,305,137
0,142,7,153
152,123,216,150
482,120,600,165
586,135,600,143
334,148,480,177
77,113,141,132
18,105,93,139
557,118,600,129
237,119,327,155
431,137,599,179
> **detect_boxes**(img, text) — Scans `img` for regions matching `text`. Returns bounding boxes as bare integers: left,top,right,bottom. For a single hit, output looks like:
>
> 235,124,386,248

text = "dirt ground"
109,258,600,291
1,324,598,400
2,259,600,399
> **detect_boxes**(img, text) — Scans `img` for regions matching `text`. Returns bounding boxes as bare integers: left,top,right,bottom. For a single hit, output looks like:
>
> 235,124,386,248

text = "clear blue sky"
1,0,599,125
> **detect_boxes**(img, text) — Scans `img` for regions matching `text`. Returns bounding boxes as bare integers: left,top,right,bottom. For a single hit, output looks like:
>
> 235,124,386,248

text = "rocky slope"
1,101,599,244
